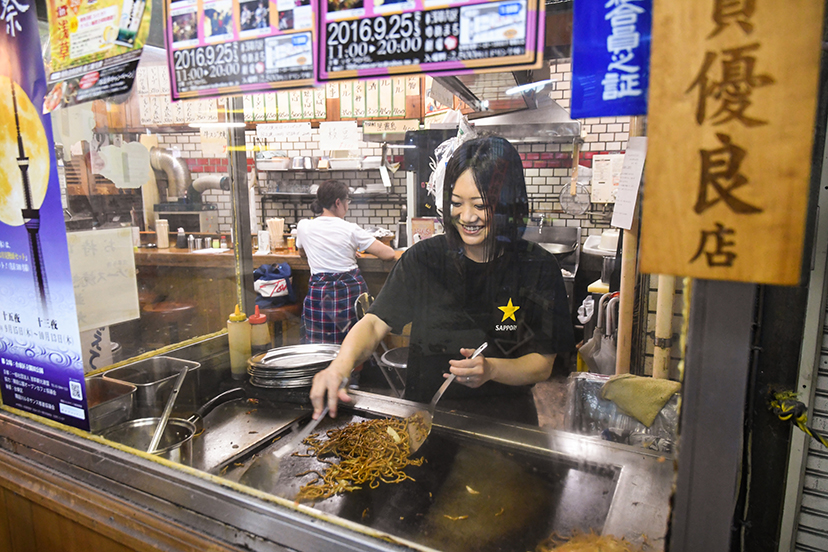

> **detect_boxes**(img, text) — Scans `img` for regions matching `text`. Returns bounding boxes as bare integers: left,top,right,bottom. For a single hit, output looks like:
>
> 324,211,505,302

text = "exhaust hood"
470,95,581,143
433,72,581,143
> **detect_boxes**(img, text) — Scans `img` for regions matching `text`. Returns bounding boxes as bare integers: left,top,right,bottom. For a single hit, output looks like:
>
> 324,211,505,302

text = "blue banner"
0,1,88,429
571,0,651,119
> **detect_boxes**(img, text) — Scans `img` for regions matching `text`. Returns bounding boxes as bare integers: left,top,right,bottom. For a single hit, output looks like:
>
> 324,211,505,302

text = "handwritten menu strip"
353,81,366,118
302,89,314,119
340,82,354,118
378,78,394,117
137,66,220,125
289,90,303,119
366,80,380,118
316,0,544,82
314,88,327,119
393,77,406,116
265,92,278,121
277,91,290,121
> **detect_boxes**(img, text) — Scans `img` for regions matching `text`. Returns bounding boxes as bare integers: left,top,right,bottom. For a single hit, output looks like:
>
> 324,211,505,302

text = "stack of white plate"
247,344,340,388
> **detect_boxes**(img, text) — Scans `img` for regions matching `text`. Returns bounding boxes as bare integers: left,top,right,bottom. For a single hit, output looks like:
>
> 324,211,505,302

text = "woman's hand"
448,347,493,388
309,364,352,419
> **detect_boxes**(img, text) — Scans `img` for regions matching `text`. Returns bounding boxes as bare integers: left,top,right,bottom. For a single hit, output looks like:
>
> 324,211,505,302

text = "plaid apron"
303,268,368,344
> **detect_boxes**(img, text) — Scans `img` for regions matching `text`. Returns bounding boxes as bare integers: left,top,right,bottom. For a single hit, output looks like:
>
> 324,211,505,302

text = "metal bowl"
101,417,195,465
539,243,575,255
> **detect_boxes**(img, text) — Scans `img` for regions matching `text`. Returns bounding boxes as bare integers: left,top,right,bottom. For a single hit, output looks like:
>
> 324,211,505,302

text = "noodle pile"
536,530,651,552
294,416,427,502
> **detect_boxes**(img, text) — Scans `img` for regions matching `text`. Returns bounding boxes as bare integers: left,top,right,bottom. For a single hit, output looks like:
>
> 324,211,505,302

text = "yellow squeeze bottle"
227,304,251,380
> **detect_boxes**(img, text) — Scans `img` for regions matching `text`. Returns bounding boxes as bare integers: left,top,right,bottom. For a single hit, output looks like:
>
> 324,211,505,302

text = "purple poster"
0,1,88,430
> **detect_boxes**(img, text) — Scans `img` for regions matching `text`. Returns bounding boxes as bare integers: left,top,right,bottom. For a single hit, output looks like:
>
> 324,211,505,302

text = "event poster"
165,0,315,100
0,3,89,430
44,0,152,110
316,0,545,82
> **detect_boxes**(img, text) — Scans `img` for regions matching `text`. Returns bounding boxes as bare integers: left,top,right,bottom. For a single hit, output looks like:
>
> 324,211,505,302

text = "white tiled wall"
153,59,630,243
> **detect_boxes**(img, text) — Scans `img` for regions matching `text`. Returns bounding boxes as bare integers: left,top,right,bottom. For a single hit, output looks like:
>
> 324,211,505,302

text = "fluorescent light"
188,122,247,129
504,79,555,96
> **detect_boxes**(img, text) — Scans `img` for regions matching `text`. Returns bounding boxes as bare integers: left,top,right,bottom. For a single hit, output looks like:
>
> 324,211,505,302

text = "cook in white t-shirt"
295,180,395,344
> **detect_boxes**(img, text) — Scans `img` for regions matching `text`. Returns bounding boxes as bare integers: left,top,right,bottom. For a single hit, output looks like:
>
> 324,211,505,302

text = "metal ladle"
407,342,488,455
147,366,188,454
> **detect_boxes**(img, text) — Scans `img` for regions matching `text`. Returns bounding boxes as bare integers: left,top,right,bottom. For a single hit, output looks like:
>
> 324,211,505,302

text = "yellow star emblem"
498,298,520,322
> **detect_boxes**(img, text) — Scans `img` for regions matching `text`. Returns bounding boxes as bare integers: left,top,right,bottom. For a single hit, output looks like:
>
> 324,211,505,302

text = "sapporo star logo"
498,298,520,322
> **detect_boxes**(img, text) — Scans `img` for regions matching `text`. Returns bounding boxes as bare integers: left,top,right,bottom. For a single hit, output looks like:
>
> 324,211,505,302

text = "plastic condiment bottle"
176,227,187,249
227,304,251,380
156,219,170,248
249,305,270,355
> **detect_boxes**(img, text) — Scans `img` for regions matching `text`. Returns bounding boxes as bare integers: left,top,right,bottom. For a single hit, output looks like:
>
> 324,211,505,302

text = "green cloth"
600,374,681,427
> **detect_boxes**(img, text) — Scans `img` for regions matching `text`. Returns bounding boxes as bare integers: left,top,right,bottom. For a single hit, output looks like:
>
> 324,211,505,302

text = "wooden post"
615,115,645,374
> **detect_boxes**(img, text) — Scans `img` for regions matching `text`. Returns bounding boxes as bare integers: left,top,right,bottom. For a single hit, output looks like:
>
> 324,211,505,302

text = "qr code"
69,381,82,401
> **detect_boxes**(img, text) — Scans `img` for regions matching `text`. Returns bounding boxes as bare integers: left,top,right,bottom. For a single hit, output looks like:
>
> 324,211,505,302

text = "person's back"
296,180,395,345
297,216,371,275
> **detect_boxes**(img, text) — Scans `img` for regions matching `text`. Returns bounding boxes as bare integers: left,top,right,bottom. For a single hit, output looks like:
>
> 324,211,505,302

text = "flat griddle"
224,408,619,552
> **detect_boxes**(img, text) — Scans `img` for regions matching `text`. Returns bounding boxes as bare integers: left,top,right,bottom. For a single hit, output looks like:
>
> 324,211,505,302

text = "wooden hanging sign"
639,0,824,285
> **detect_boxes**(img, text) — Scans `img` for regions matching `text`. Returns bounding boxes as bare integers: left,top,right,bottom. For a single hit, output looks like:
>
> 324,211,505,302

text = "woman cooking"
310,136,575,425
297,180,396,344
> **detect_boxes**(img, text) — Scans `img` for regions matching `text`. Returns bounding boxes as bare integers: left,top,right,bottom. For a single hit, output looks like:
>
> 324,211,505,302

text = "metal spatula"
238,377,348,487
407,342,488,455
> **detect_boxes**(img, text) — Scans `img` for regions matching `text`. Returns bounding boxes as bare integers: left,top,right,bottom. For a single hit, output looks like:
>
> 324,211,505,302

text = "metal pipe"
150,147,192,201
192,175,230,193
225,97,256,314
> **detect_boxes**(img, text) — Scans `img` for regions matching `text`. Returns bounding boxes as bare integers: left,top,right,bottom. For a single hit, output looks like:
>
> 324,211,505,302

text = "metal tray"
103,356,201,416
86,377,136,433
253,344,341,370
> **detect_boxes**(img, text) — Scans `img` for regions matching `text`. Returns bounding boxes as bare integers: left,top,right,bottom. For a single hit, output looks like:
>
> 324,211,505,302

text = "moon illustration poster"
0,4,89,430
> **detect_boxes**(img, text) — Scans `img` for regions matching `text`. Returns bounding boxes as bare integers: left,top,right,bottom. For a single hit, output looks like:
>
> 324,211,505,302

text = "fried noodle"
536,530,652,552
294,415,427,502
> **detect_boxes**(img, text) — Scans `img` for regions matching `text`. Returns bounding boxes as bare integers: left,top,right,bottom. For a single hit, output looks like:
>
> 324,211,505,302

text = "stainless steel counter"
0,333,673,552
179,389,672,551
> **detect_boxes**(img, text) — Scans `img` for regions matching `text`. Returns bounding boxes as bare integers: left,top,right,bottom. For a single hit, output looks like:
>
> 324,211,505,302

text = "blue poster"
570,0,651,119
0,1,88,430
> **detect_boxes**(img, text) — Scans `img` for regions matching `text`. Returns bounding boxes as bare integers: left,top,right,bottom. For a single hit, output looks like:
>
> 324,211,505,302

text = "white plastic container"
156,219,170,249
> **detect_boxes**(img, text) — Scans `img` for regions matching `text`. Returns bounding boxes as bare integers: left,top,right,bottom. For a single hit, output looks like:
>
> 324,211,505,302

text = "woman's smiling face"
450,169,490,261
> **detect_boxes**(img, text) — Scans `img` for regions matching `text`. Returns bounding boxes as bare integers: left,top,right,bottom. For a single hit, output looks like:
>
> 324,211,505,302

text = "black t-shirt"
369,235,575,408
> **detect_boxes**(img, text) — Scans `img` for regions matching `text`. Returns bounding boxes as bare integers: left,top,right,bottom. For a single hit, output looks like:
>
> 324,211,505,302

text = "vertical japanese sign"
44,0,152,110
0,4,88,429
640,0,824,285
570,0,651,118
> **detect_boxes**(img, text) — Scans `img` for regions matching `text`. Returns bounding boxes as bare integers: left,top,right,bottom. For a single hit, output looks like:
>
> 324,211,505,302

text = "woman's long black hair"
442,136,529,262
310,180,349,215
